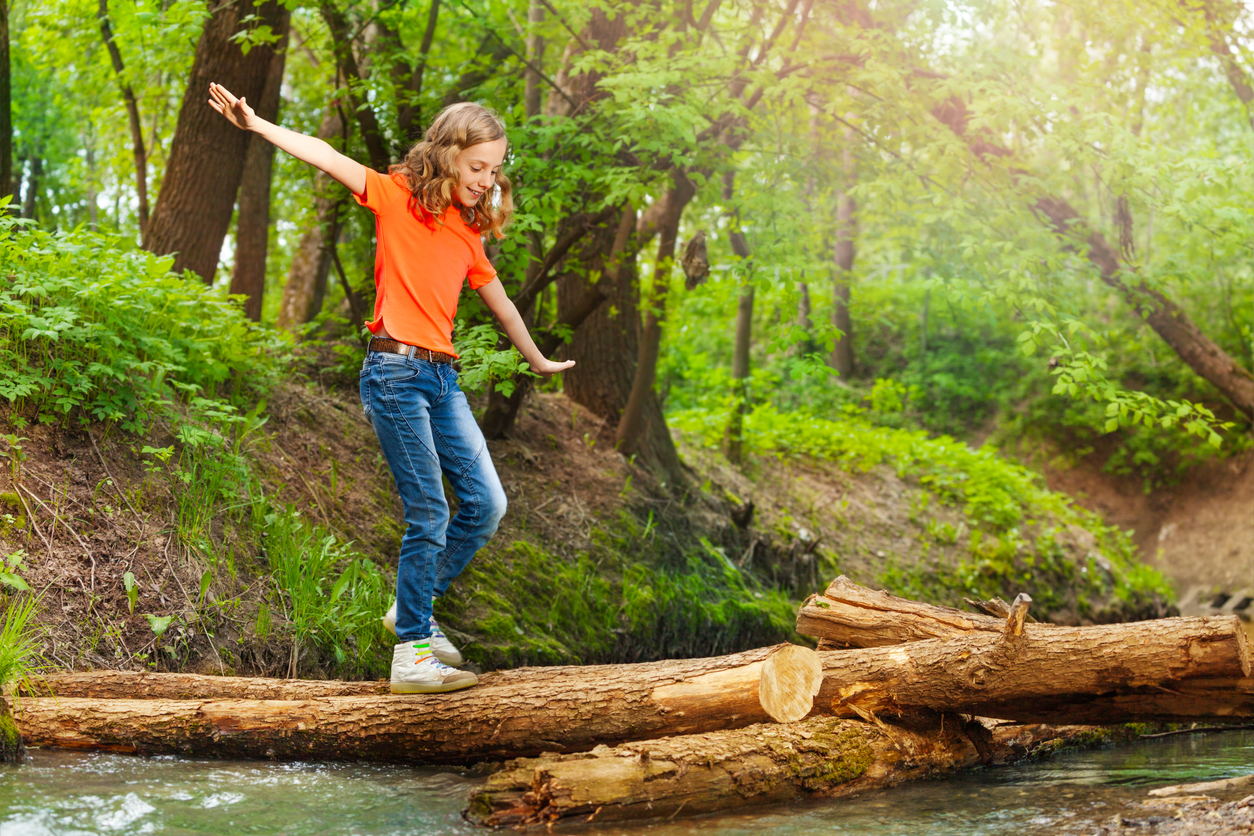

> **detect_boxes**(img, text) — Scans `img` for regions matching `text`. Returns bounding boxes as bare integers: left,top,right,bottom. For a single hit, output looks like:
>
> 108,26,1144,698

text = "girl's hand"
208,83,258,131
531,358,576,377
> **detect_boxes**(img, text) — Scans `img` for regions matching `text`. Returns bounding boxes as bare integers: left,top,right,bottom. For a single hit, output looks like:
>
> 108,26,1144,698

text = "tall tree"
228,24,290,321
722,172,754,465
830,122,855,379
0,0,11,205
143,0,290,282
98,0,149,235
277,108,345,330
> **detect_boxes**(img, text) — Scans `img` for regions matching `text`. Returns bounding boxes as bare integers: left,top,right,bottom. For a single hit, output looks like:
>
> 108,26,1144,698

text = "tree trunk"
723,172,754,464
395,0,440,141
228,26,290,321
466,714,1116,828
0,0,9,205
20,156,39,220
11,646,792,764
615,173,697,462
523,0,546,119
830,125,855,378
320,1,390,171
1034,194,1254,419
816,615,1251,723
276,109,345,330
467,714,982,827
98,0,148,235
144,0,290,282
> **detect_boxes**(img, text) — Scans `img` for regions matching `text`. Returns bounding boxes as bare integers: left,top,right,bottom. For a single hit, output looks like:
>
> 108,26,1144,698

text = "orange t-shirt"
353,166,498,357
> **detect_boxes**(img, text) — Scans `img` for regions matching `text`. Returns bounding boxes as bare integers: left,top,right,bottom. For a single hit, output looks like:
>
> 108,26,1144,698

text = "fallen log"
11,644,819,764
23,671,389,700
465,714,1121,828
817,614,1252,723
797,575,1020,647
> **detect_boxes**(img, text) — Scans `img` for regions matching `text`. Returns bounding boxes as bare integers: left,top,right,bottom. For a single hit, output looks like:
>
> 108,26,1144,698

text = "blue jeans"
360,352,507,642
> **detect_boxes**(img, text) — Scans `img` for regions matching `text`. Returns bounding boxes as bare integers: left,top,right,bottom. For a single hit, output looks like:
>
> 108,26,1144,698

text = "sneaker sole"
390,677,478,695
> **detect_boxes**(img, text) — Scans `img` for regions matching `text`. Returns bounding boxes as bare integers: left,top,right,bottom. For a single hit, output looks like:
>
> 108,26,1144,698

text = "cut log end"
758,645,822,723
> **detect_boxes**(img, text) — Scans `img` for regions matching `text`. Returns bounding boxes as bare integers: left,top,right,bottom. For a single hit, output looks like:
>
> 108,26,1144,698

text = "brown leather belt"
367,337,455,364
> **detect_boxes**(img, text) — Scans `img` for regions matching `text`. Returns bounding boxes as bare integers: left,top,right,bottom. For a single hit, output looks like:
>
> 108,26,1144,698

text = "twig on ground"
13,486,53,556
20,484,96,592
87,429,142,519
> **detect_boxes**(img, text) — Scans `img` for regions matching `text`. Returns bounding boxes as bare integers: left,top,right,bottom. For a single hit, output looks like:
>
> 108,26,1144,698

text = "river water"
2,730,1252,836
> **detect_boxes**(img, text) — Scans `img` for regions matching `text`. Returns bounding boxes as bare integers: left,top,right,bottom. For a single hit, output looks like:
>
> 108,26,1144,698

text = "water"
2,730,1252,836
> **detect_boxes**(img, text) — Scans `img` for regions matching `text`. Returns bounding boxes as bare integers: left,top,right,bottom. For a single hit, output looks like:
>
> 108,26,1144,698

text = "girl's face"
453,138,508,209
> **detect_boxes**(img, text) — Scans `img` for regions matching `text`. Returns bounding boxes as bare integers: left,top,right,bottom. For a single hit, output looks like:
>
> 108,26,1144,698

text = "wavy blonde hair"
391,102,513,238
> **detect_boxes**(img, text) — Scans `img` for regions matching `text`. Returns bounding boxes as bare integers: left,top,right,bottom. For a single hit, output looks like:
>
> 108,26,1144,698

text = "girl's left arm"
476,279,576,376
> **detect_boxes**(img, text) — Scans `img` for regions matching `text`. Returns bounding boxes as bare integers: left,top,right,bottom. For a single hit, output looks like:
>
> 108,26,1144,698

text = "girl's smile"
454,138,508,208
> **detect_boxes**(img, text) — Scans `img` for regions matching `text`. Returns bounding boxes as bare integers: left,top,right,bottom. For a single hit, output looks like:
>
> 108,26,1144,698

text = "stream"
2,729,1252,835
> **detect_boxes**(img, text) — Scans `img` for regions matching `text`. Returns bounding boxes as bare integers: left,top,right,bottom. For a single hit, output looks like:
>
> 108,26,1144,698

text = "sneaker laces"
412,642,454,673
428,614,448,640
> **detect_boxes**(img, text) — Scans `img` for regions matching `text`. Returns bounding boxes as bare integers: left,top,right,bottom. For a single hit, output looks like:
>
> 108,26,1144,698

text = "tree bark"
615,172,697,461
466,714,1127,828
143,0,290,282
0,0,9,205
815,615,1252,723
228,25,289,321
11,646,792,764
98,0,148,234
276,109,345,330
830,125,855,378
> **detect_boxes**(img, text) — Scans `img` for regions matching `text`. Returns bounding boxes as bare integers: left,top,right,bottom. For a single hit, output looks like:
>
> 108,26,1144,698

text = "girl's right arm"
208,83,367,195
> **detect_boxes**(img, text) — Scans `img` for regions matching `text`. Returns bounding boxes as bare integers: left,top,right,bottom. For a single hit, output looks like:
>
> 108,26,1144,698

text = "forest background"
0,0,1251,680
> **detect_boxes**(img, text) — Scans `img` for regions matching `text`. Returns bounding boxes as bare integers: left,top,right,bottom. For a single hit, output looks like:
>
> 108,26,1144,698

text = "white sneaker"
382,601,465,666
390,640,478,694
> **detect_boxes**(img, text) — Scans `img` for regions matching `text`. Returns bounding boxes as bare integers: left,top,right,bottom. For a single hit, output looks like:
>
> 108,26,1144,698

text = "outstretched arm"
208,83,367,195
476,279,576,376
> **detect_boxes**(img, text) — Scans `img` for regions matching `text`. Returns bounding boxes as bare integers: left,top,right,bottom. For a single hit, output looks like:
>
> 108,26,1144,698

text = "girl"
208,83,574,694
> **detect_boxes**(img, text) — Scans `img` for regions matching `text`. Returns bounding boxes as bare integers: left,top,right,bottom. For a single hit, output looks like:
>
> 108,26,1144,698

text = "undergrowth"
671,403,1173,620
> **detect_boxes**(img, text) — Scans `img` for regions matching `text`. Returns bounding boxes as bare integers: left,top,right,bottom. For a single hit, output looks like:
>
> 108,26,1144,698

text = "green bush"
0,221,285,430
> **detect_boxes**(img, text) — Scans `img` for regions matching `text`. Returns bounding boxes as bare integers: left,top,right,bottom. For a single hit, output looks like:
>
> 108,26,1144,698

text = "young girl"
208,83,574,694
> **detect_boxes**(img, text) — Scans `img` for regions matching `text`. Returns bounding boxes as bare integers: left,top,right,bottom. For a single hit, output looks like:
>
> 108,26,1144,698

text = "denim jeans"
360,351,507,642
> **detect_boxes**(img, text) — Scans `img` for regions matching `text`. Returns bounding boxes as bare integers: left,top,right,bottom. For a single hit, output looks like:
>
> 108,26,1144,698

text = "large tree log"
465,714,1121,828
816,615,1251,723
12,646,815,764
24,671,389,700
797,575,1011,647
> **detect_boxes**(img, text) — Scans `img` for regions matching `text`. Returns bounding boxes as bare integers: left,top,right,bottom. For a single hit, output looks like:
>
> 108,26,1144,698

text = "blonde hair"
390,102,513,238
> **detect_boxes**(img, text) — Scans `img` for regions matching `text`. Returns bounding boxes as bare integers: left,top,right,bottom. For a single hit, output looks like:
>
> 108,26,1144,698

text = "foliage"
671,403,1171,616
0,593,42,694
0,221,286,431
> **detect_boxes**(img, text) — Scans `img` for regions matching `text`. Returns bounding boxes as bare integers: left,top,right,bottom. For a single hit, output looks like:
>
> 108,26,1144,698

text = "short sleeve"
353,167,399,214
466,237,498,290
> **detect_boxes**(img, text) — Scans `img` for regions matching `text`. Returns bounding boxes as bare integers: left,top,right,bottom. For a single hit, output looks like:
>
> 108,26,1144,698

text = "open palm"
207,82,257,131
